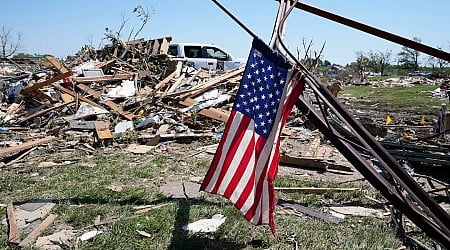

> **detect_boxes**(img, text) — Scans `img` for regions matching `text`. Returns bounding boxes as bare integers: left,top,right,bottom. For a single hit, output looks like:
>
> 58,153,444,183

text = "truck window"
184,46,203,58
168,45,178,56
204,47,228,60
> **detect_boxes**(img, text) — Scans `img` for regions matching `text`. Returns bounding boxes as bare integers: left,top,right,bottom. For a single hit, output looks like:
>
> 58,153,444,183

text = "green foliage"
397,37,421,70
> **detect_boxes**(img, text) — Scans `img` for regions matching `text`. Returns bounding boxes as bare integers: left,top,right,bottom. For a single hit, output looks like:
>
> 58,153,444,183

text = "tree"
104,5,152,44
296,38,326,71
323,60,332,67
367,49,392,75
355,51,368,82
0,26,23,58
397,37,421,70
427,45,449,77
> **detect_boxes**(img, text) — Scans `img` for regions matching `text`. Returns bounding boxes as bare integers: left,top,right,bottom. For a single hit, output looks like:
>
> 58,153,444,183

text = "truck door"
184,46,213,69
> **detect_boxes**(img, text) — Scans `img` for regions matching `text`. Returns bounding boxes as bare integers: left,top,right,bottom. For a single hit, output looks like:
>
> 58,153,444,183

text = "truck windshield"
204,47,228,60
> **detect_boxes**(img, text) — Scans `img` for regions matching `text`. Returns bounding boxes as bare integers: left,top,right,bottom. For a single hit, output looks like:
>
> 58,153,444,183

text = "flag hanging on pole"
200,37,304,233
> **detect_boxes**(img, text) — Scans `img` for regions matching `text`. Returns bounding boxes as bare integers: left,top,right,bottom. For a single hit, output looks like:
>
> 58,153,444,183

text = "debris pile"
0,39,247,167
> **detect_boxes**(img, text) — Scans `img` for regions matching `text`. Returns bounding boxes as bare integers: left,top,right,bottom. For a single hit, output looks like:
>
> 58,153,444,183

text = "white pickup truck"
168,43,245,71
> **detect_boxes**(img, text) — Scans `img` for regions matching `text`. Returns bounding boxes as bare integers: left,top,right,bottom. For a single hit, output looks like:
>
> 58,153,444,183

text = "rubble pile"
0,41,248,166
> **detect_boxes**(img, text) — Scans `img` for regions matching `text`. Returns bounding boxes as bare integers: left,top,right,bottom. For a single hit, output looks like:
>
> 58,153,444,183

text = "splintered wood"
7,202,20,244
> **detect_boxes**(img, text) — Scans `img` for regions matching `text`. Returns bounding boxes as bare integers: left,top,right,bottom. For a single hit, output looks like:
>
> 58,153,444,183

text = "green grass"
0,150,404,249
366,75,392,81
343,84,447,115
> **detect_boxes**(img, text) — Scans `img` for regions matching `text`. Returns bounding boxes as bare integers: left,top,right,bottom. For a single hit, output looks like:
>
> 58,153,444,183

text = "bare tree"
427,46,450,77
132,5,150,41
0,26,23,58
104,13,129,43
356,51,368,82
367,49,392,76
296,38,326,71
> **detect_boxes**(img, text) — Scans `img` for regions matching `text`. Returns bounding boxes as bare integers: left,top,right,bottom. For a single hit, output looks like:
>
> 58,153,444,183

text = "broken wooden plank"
133,203,170,215
0,136,57,159
45,55,69,74
5,147,37,167
280,154,353,172
155,70,177,91
302,137,321,157
61,93,74,103
179,97,230,122
19,101,74,124
22,89,57,103
94,121,113,139
18,214,57,248
55,85,105,110
73,73,132,83
274,187,359,194
76,83,135,120
382,124,434,129
95,59,116,69
7,202,20,244
278,199,343,224
178,66,245,99
138,132,213,142
164,74,185,97
198,108,230,122
21,71,73,94
159,132,213,140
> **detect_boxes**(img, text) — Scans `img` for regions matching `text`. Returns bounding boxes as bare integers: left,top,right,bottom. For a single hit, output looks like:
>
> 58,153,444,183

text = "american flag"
200,38,304,233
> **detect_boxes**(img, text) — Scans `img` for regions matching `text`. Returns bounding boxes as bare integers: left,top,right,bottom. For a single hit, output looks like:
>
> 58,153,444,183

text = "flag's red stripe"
244,157,270,222
223,133,255,198
210,115,252,194
243,140,271,221
268,147,281,233
234,135,265,209
200,111,238,191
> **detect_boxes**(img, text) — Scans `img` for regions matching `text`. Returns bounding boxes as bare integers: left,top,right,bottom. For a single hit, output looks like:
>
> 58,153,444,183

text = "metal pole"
281,0,450,62
296,96,450,247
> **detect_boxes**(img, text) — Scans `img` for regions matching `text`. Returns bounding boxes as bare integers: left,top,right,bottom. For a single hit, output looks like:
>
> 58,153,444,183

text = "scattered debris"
136,230,153,238
18,214,57,248
182,214,226,233
35,229,75,250
274,187,359,194
79,230,103,241
277,199,344,224
327,206,386,219
6,201,20,244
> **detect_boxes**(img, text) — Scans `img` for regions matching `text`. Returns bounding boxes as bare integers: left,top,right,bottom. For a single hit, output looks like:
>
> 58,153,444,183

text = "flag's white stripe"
239,186,255,215
205,112,244,191
229,133,258,203
261,178,270,224
250,193,262,224
217,120,255,195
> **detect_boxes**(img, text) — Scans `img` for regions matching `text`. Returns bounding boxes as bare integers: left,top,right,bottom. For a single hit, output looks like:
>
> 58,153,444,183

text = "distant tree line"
347,37,450,79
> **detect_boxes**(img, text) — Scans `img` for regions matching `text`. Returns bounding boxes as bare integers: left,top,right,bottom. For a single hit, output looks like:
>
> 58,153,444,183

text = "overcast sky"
1,0,449,65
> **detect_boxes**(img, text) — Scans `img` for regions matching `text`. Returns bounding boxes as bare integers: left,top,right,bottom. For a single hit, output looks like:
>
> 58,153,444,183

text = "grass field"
343,84,448,115
0,147,404,249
